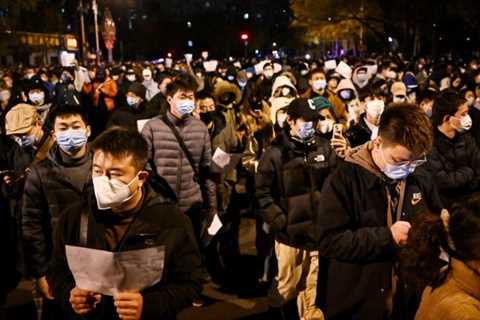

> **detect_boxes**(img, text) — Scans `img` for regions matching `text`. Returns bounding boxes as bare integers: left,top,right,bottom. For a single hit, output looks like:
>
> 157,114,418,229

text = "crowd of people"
0,50,480,320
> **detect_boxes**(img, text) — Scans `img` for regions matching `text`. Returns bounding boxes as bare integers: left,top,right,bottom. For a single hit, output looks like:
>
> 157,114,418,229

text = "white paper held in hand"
137,119,150,133
65,245,165,296
208,214,223,236
212,147,231,169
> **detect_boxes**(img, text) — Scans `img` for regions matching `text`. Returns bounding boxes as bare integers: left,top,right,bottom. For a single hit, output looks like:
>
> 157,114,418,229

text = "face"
372,137,423,172
328,78,338,91
54,114,89,135
92,151,148,212
142,69,152,81
447,103,470,129
197,97,215,113
167,89,195,117
310,72,326,83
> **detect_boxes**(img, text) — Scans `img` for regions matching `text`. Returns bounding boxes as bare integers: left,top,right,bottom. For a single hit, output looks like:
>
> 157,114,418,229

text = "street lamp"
102,7,116,64
92,0,101,64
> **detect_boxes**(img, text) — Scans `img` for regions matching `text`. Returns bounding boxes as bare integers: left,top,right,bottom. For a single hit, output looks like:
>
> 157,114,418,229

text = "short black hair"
309,68,325,79
165,73,198,97
51,104,89,125
92,128,148,171
195,91,214,101
431,90,467,127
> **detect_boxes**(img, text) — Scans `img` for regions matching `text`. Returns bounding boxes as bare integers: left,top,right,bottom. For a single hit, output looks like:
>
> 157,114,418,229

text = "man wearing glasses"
314,104,443,320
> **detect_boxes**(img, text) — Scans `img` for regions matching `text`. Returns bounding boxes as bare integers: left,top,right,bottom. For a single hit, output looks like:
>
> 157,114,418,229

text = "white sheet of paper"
233,61,242,69
208,214,223,236
254,60,270,75
273,63,283,73
335,61,352,79
66,245,165,296
203,60,218,72
137,119,150,133
366,64,378,76
324,60,337,71
212,148,231,169
165,58,173,68
184,53,193,63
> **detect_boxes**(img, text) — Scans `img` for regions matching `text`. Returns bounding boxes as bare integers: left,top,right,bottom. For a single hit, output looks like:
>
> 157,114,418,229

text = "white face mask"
93,175,138,210
126,74,136,82
393,96,406,104
453,114,473,132
318,119,335,134
387,70,397,80
357,73,369,82
0,90,11,102
281,87,291,97
264,70,274,79
366,100,385,119
143,70,152,81
29,92,45,105
277,113,288,128
312,79,327,91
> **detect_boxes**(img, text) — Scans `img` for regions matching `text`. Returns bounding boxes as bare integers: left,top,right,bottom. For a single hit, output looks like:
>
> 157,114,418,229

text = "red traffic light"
241,33,249,41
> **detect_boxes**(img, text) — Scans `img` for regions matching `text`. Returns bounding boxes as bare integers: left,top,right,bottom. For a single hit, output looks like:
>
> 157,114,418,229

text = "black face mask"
200,111,215,125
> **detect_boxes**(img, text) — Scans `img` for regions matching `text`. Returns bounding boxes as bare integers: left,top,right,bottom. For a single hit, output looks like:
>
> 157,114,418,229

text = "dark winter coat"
345,115,373,148
21,145,92,278
256,132,338,249
315,142,443,319
425,129,480,209
46,184,204,320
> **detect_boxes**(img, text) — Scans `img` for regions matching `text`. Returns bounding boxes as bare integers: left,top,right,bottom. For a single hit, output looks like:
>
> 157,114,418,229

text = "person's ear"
287,116,296,127
137,171,149,188
373,136,382,149
85,125,92,138
443,115,451,124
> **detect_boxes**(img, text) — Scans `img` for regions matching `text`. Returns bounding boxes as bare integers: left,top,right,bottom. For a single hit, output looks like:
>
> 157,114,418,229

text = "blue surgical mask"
380,147,416,180
16,133,36,148
176,99,195,117
238,81,247,88
56,129,88,153
297,121,315,140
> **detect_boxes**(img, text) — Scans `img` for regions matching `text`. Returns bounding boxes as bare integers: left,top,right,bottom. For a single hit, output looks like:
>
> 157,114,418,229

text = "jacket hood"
336,79,358,97
271,75,297,97
345,141,384,180
213,79,242,105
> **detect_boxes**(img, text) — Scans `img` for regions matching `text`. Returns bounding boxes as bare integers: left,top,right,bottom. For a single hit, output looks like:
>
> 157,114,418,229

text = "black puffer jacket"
21,145,92,278
315,143,443,319
256,131,338,249
345,115,373,148
426,129,480,209
47,183,203,320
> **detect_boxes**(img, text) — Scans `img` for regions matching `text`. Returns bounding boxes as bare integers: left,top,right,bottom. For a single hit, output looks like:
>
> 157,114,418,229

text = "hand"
69,287,101,315
37,276,54,300
390,221,411,247
331,136,348,159
114,292,143,320
3,174,14,186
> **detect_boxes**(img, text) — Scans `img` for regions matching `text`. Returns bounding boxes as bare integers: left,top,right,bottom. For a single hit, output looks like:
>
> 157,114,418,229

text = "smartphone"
333,123,344,138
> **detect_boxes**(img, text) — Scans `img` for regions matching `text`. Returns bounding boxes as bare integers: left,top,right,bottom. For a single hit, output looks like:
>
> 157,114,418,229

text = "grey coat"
142,112,216,212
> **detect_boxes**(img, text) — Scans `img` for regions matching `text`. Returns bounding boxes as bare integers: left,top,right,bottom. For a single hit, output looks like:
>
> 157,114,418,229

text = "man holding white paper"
47,128,203,320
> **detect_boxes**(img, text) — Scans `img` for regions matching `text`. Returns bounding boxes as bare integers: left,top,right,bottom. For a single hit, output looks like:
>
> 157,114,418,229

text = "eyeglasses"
395,154,427,167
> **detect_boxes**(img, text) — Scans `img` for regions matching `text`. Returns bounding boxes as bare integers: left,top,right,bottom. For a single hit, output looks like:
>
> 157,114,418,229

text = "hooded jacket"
46,183,203,320
315,142,442,319
346,114,374,148
256,131,337,249
21,145,92,279
416,258,480,320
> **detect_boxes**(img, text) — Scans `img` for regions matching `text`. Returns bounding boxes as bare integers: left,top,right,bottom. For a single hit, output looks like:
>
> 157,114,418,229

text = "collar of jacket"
345,141,394,189
166,111,191,126
277,130,317,154
434,127,464,151
450,258,480,300
49,144,92,168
